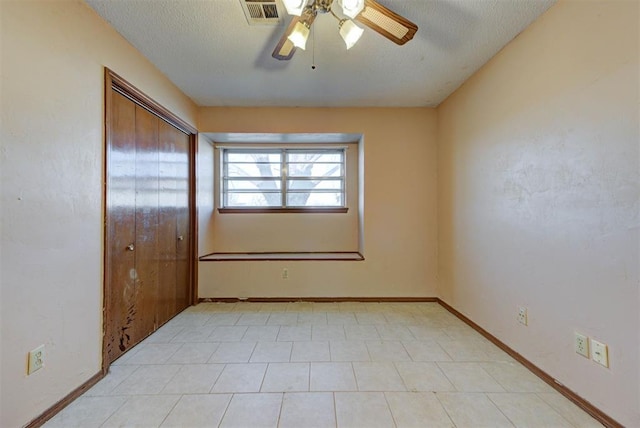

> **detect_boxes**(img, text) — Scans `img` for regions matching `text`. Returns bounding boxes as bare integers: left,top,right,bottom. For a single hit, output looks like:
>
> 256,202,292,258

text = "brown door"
105,87,193,366
175,128,191,312
156,120,191,325
105,92,137,362
156,120,178,327
132,105,160,342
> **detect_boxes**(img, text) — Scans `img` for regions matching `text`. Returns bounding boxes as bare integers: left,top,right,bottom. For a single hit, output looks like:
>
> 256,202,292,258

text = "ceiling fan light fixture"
272,0,418,61
339,0,365,19
282,0,308,16
287,21,311,49
339,19,364,49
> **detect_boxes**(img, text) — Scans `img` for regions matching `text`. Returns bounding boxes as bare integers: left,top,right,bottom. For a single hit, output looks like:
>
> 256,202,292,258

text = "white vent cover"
240,0,286,26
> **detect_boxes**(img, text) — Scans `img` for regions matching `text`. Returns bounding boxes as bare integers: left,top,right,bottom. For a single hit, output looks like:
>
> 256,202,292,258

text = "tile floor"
45,302,603,427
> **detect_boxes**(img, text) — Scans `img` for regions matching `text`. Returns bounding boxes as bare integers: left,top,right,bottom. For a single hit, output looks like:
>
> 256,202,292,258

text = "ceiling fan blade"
272,17,300,60
272,11,317,61
355,0,418,46
273,38,297,61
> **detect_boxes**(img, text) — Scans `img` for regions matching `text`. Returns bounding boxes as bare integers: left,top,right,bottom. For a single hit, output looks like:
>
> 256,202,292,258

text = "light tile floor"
45,302,603,428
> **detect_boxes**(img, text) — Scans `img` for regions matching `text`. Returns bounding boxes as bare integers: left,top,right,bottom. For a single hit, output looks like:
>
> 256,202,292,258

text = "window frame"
218,147,348,214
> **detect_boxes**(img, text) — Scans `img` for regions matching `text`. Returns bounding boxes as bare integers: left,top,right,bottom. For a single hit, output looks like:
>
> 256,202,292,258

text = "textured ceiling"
86,0,555,107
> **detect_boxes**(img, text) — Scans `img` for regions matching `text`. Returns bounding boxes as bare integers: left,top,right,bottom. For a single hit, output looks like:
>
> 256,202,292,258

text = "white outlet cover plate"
28,344,45,375
574,332,589,358
517,307,528,325
591,339,609,368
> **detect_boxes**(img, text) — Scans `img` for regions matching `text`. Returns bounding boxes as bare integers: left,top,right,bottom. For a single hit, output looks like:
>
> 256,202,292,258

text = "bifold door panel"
105,90,191,365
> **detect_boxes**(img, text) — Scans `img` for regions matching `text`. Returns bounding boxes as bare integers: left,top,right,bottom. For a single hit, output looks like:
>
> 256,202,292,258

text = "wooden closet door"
157,120,178,326
133,105,160,339
105,91,137,363
105,71,195,368
175,128,191,311
105,96,161,363
157,122,190,322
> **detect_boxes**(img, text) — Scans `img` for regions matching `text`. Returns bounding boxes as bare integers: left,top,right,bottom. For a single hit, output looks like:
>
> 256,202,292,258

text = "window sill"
199,252,364,261
218,207,348,214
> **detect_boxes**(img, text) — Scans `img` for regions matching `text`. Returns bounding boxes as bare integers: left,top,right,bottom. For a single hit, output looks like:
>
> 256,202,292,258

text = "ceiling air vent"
240,0,285,26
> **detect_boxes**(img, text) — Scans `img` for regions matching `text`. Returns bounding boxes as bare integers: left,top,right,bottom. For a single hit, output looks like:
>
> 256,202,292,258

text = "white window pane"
227,152,281,163
286,192,343,207
222,148,345,209
287,152,342,163
287,162,342,177
226,179,281,191
227,162,281,178
288,179,342,190
227,192,281,207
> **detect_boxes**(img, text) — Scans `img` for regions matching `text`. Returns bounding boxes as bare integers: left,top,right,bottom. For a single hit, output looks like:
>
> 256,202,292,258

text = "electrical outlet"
591,339,609,368
574,332,589,358
517,307,528,325
282,268,288,280
28,345,45,375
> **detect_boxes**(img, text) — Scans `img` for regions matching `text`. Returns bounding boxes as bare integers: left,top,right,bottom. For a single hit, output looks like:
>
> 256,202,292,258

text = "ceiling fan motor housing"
313,0,334,14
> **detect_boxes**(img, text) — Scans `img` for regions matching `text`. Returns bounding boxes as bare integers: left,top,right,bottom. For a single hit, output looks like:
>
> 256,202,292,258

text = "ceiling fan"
273,0,418,61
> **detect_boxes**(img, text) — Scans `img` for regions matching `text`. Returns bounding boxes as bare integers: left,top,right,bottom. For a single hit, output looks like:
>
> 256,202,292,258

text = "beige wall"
437,0,639,425
198,136,217,255
0,1,197,427
198,108,439,298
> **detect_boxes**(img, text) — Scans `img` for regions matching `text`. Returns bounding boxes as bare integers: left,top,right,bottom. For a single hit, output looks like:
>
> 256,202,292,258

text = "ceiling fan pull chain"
311,23,317,70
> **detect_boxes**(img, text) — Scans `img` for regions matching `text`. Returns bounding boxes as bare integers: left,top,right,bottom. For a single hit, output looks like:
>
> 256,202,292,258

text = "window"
220,148,346,211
